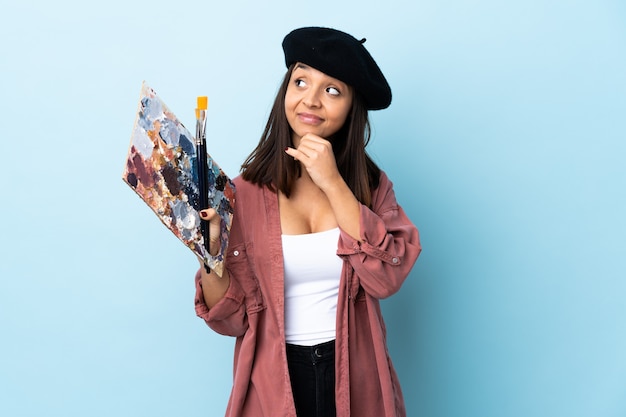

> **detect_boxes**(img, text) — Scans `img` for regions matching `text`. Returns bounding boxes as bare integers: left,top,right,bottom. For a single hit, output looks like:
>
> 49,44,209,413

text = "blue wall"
1,1,624,416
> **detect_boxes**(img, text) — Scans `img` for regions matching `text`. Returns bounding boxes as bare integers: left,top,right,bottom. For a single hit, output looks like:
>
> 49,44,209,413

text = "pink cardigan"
195,171,421,417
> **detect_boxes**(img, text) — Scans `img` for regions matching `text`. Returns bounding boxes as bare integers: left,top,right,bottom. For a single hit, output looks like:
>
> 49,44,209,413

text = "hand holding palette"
122,81,235,277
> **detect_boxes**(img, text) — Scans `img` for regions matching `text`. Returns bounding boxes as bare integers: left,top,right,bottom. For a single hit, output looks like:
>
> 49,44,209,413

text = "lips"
297,112,324,125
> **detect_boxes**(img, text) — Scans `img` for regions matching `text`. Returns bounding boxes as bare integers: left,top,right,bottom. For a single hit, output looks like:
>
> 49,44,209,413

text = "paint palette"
122,81,235,276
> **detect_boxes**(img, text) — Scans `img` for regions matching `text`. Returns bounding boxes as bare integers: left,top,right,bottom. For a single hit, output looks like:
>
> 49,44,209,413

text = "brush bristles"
197,96,208,110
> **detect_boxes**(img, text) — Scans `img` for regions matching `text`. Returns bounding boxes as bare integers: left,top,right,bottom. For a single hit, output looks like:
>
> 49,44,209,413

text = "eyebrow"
293,63,350,90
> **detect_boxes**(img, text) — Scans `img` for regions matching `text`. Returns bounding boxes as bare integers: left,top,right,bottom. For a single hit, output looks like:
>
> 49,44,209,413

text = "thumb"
199,208,222,255
199,207,218,222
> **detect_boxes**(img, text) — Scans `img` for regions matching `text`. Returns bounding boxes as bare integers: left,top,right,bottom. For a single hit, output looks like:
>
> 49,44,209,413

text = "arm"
320,175,362,241
285,136,420,297
199,209,230,309
285,133,361,240
337,172,421,299
198,265,231,308
194,267,247,337
193,208,249,337
197,208,231,309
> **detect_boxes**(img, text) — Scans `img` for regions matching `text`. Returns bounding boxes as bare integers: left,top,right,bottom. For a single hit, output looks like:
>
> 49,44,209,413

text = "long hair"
241,64,381,207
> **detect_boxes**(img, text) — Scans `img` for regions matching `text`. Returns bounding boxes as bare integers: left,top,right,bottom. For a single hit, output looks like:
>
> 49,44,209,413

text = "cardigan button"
392,257,399,264
233,250,240,256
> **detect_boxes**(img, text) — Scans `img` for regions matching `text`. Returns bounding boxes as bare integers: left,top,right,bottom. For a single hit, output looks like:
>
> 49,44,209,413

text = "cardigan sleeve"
193,184,254,337
194,266,248,337
337,171,421,299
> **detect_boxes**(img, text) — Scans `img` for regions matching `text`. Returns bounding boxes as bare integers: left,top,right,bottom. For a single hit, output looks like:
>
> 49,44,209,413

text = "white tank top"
282,227,343,346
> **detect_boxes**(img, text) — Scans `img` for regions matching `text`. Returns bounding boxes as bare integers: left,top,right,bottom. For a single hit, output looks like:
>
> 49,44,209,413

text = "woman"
195,27,421,417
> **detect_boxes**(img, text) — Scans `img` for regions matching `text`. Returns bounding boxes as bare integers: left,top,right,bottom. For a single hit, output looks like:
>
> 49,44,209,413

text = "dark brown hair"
241,64,380,207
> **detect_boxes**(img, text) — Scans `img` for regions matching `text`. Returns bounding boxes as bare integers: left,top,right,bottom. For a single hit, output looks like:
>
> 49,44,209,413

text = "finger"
300,133,327,144
299,137,332,156
199,208,218,221
199,208,223,255
199,208,223,235
198,209,219,236
285,146,308,161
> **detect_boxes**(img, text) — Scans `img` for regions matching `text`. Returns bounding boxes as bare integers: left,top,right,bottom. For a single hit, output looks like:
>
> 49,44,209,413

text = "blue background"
1,1,625,416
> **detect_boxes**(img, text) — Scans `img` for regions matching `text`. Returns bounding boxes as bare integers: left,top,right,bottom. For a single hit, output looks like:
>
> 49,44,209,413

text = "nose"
303,89,321,108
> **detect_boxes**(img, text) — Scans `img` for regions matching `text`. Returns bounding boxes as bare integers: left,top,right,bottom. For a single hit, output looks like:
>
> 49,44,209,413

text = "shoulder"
373,169,394,196
233,175,262,194
371,169,398,210
377,170,392,188
232,175,273,205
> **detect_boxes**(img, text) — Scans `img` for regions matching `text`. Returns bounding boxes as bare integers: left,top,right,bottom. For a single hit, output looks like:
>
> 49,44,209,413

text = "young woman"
194,27,421,417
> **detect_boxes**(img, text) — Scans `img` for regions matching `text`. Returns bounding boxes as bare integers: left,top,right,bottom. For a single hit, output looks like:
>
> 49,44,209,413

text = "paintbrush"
195,96,211,266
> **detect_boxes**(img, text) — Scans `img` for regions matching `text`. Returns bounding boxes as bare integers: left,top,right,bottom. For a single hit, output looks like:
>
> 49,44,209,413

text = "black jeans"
286,340,336,417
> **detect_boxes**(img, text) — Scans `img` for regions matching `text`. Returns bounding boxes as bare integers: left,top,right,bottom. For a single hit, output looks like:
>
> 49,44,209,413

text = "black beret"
282,27,392,110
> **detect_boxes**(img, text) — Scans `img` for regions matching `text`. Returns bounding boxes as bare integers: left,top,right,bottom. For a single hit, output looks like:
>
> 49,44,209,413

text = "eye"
326,86,340,96
295,79,307,88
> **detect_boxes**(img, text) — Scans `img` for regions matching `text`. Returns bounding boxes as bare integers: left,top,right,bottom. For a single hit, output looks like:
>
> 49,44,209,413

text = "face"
284,63,353,146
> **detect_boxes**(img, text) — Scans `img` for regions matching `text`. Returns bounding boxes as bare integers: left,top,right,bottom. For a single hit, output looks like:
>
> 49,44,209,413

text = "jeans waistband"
286,340,335,364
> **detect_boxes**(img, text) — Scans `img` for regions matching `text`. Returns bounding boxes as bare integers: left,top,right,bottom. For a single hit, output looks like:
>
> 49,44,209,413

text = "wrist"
320,174,349,197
